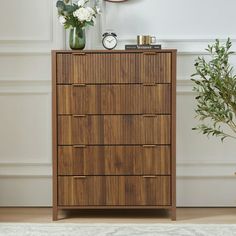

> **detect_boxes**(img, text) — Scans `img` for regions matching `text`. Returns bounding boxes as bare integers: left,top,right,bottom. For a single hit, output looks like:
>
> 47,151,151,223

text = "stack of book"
125,44,162,50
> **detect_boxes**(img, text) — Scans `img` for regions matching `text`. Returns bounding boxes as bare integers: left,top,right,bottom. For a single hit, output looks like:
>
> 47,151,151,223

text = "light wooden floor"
0,208,236,223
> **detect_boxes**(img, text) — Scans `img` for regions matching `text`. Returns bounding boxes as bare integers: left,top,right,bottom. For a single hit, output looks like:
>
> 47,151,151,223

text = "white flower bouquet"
56,0,101,29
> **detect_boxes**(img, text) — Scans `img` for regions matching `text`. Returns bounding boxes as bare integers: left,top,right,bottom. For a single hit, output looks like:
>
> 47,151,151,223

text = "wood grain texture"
52,51,58,221
58,206,172,209
57,54,72,84
53,50,177,220
58,115,171,145
57,84,171,115
53,49,176,53
57,85,73,114
3,208,236,223
140,53,171,84
58,145,171,175
171,50,177,220
73,53,138,84
58,176,171,206
72,53,171,84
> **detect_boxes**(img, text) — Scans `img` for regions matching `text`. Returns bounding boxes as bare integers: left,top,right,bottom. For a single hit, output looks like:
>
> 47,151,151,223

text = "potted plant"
56,0,101,50
192,38,236,141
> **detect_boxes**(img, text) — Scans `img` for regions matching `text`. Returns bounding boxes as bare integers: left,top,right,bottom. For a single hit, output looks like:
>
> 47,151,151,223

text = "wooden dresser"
52,50,176,220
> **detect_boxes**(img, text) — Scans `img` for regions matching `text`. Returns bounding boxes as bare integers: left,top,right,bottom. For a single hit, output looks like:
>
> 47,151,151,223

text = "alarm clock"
102,32,118,50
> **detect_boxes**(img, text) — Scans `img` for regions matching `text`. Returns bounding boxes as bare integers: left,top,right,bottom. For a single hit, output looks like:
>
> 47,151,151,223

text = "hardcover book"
125,44,162,50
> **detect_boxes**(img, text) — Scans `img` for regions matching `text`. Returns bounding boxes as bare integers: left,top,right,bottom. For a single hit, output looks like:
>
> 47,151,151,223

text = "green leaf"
64,5,75,13
192,39,236,142
56,1,65,10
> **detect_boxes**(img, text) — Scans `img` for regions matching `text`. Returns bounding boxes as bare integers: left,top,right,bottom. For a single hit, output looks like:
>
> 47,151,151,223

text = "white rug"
0,223,236,236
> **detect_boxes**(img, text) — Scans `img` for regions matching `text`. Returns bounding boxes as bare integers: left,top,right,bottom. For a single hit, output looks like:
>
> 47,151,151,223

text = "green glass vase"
69,27,86,50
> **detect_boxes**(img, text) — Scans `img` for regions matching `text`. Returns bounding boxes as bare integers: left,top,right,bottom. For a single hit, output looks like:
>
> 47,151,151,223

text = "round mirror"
105,0,128,2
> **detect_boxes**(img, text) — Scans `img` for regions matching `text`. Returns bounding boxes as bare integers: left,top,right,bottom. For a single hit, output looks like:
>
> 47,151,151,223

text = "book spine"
125,45,162,50
125,45,138,50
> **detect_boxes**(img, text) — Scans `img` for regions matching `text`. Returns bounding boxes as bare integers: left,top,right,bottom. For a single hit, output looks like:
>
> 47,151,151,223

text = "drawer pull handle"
72,53,86,56
142,114,157,117
73,145,86,148
143,52,157,55
73,114,86,117
142,145,157,148
73,176,86,179
142,83,156,86
72,83,86,87
143,176,157,178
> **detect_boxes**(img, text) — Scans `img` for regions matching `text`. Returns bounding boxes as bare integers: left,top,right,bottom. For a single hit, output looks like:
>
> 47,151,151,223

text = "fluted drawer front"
73,53,138,84
58,176,171,206
140,52,172,84
71,53,171,84
58,115,171,145
57,54,73,84
57,84,171,115
58,145,171,175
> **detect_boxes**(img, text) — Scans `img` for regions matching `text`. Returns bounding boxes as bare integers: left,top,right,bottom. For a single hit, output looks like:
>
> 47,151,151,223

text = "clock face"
103,35,117,50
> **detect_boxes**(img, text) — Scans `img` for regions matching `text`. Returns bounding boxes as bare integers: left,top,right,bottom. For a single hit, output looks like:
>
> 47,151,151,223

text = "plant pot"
69,27,86,50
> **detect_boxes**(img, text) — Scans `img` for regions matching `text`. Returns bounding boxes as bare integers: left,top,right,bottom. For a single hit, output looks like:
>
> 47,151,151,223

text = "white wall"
0,0,64,206
0,0,236,207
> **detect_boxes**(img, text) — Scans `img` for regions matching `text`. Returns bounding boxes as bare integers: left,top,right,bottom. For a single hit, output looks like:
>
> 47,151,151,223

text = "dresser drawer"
58,145,170,175
57,84,171,115
58,176,171,206
58,115,171,145
73,53,138,84
56,52,171,84
56,54,73,84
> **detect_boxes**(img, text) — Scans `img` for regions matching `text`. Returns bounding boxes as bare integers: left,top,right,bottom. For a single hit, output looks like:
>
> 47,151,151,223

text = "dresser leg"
171,208,176,221
52,207,58,221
